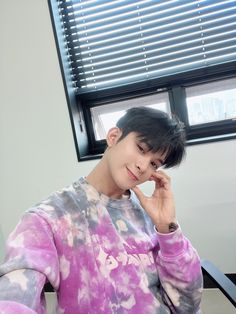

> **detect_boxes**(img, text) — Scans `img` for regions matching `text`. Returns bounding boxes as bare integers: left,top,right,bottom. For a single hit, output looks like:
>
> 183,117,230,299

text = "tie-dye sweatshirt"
0,177,203,313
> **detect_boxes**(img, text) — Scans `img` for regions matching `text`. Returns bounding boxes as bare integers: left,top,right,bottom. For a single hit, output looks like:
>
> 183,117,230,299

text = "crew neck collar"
74,177,132,204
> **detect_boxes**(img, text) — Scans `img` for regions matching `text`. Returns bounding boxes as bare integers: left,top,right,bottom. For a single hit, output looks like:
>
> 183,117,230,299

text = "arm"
0,212,59,313
154,227,203,313
132,170,203,313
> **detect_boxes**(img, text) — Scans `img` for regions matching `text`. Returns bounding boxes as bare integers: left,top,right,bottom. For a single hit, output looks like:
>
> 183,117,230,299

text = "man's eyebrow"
136,139,148,149
138,139,151,150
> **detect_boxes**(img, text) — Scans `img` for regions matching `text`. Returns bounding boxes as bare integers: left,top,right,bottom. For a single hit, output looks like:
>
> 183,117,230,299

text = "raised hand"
131,170,177,233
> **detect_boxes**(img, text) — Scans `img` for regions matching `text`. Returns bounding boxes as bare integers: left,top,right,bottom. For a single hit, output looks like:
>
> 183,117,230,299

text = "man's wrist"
154,222,178,234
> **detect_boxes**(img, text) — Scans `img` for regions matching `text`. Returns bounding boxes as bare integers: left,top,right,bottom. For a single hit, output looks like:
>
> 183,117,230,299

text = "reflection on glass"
186,85,236,126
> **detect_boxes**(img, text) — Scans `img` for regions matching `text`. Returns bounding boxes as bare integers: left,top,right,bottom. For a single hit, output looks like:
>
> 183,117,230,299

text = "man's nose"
136,155,150,173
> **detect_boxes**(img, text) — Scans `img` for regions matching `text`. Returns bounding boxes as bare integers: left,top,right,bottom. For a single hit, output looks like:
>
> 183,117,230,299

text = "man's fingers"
151,171,170,185
153,170,170,181
149,171,171,193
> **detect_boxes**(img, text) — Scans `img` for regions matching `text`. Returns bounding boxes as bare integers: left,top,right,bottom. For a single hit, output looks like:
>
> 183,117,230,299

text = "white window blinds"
58,0,236,94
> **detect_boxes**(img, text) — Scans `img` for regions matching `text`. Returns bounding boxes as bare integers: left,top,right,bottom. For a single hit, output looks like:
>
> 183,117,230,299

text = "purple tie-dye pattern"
0,178,203,313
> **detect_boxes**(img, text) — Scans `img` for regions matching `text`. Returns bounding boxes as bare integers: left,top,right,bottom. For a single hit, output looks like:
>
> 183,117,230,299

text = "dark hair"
116,106,186,168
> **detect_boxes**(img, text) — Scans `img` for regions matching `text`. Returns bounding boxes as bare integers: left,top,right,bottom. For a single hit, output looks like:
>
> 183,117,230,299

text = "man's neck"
86,158,126,199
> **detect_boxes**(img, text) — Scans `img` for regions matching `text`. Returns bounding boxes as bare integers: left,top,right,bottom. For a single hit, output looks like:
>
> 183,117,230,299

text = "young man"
0,107,203,313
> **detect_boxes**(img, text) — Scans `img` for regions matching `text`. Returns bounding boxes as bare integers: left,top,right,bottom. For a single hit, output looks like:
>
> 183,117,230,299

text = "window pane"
186,78,236,125
91,92,170,140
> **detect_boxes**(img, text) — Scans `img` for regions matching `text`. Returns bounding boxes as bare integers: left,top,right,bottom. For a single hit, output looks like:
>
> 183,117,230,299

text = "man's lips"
126,167,138,181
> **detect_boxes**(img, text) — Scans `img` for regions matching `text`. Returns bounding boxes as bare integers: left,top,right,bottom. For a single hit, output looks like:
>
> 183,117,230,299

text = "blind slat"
57,0,236,93
73,2,233,38
75,46,236,81
76,21,236,57
77,33,236,68
68,1,234,39
75,38,236,74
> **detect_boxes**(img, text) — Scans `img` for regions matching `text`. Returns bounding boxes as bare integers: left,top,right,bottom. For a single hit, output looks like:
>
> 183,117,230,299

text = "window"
48,0,236,161
91,92,170,140
186,78,236,125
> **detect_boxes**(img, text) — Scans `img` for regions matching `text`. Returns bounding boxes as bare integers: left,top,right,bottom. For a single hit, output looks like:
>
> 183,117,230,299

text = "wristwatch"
168,222,178,232
154,222,179,233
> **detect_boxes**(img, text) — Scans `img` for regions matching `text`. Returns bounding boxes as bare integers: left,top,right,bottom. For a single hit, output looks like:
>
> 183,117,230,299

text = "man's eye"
151,162,158,170
137,144,145,153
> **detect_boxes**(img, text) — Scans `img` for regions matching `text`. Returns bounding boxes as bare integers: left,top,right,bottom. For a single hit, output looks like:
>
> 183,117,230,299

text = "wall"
1,1,235,272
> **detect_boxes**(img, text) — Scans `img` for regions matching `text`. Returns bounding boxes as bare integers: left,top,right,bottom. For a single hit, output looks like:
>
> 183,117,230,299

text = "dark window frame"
48,0,236,162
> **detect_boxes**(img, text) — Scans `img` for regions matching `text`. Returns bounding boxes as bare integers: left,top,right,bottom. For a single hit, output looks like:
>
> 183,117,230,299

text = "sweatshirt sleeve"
0,212,60,314
154,226,203,314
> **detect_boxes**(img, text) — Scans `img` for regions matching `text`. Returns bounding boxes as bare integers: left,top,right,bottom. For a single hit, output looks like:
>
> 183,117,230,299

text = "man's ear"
106,127,122,148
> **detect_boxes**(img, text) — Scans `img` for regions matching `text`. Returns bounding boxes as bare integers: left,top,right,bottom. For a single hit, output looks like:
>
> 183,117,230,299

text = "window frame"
48,0,236,162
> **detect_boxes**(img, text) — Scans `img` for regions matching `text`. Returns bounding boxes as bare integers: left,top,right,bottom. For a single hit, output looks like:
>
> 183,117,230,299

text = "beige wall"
1,1,236,272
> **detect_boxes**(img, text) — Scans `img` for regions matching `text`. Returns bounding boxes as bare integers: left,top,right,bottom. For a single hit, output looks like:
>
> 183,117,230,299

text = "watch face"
168,222,178,232
154,222,178,233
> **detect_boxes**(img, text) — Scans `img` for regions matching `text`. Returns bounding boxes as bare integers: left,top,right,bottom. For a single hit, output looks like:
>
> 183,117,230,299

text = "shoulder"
27,178,88,220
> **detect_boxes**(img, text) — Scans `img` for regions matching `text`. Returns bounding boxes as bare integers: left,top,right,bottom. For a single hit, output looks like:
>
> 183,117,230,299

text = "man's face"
106,129,166,191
